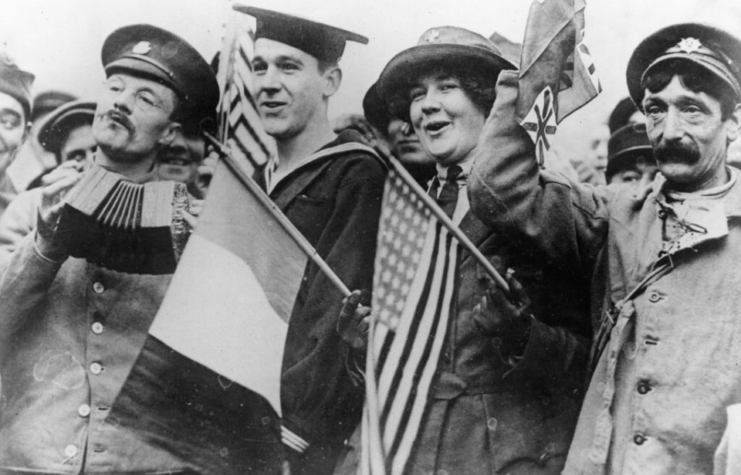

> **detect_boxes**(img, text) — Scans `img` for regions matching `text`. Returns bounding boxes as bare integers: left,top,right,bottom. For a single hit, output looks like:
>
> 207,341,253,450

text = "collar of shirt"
657,167,738,254
430,159,473,225
435,158,473,182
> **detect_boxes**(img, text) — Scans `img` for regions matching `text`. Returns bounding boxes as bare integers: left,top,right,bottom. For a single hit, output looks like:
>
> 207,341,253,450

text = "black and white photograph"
0,0,739,474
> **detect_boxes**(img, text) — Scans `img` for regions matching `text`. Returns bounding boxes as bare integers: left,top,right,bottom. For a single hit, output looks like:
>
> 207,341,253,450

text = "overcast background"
1,0,739,153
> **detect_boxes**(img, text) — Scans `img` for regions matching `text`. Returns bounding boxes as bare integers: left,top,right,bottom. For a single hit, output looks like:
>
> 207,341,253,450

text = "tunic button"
90,362,103,375
633,434,647,445
658,209,667,220
487,417,498,431
261,416,271,426
637,381,651,395
648,292,661,303
93,282,105,293
91,322,104,334
78,404,91,417
64,444,78,457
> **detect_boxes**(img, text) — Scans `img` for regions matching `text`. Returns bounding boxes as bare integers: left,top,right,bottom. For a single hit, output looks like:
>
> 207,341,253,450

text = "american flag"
216,10,274,174
361,166,461,475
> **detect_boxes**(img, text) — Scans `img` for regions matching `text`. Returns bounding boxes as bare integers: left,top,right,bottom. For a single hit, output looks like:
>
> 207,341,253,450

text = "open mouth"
161,157,191,166
260,101,286,111
424,120,451,135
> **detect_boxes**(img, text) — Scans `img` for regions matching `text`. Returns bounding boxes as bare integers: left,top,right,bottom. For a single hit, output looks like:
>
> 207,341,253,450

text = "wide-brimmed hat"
627,23,741,111
378,26,516,101
606,123,654,179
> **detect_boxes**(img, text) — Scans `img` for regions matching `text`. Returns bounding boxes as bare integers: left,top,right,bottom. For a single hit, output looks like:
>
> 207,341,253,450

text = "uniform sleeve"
0,232,63,361
468,70,611,276
0,189,41,274
280,154,385,459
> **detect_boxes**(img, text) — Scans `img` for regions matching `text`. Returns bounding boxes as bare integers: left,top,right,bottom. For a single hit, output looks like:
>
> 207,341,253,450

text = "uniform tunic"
257,130,387,474
469,70,741,475
405,161,590,475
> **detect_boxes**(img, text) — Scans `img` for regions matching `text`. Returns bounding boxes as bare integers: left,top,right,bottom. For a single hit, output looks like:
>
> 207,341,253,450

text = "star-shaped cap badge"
132,41,152,55
677,37,702,54
424,29,440,43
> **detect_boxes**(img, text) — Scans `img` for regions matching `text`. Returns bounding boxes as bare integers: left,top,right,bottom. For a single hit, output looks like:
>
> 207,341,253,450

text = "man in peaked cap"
0,24,266,475
234,6,387,474
468,21,741,474
606,123,658,189
0,56,34,218
0,100,96,271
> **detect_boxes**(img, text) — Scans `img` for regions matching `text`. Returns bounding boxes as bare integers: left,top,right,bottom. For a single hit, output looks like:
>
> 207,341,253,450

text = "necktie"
433,165,462,219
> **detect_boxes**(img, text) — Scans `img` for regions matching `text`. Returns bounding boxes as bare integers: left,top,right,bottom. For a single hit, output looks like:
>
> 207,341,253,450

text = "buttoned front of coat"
468,69,741,475
0,233,195,474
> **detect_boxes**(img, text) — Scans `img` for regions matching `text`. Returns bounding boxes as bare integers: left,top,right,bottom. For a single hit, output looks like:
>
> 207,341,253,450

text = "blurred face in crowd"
643,75,741,191
409,73,485,167
252,39,338,140
60,124,96,166
609,154,659,189
0,91,28,169
589,124,610,179
386,118,431,166
93,73,179,162
156,128,205,184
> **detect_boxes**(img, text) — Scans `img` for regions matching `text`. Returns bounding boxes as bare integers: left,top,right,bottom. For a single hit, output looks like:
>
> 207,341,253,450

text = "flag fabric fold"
108,9,308,474
361,164,462,475
516,0,601,165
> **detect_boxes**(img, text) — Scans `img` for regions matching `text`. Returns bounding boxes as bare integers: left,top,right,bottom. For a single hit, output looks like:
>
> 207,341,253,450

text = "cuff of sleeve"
281,424,311,454
503,318,557,379
33,231,66,264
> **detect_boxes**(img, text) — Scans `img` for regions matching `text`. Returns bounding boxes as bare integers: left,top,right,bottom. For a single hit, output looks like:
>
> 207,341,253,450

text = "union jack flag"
520,86,558,167
362,162,461,475
516,0,601,164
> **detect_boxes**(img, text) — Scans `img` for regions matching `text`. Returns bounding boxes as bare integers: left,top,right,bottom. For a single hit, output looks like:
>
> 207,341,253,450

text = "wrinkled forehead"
0,90,25,119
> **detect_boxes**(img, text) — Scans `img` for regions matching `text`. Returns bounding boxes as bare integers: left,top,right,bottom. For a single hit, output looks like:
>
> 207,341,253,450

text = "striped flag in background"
362,166,461,475
216,9,275,173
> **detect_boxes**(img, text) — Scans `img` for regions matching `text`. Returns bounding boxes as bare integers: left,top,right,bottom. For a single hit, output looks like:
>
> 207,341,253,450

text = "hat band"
642,51,741,100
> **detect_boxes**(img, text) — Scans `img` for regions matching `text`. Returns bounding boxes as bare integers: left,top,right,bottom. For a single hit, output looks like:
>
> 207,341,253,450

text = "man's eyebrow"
0,108,21,118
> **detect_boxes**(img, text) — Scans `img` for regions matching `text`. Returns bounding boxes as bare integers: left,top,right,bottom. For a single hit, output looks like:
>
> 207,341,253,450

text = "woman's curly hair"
385,63,497,123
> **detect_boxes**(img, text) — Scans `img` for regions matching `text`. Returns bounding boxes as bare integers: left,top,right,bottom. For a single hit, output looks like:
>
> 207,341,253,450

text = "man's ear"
323,66,342,99
726,103,741,144
158,122,181,146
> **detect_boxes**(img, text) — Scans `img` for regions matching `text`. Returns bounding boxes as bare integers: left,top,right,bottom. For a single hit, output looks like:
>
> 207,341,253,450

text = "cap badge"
677,37,702,55
132,41,152,55
424,30,440,43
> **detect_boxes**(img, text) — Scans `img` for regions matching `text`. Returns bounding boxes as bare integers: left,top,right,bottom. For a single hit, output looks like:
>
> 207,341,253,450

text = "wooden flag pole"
388,155,510,293
202,131,352,298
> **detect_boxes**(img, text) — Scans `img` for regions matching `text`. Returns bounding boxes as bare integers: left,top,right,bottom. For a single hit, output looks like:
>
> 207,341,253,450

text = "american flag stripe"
365,167,462,474
216,17,273,175
378,224,442,427
388,229,459,473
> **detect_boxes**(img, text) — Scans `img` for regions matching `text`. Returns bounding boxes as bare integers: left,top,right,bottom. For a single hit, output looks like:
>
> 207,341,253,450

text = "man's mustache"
101,110,134,134
654,140,700,165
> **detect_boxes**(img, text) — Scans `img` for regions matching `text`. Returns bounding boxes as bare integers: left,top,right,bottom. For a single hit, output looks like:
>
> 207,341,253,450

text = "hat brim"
37,99,96,155
606,146,655,178
105,57,177,92
378,43,516,99
627,23,741,111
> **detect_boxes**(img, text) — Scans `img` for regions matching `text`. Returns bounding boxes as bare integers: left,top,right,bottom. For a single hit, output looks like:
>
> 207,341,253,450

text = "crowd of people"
0,4,739,475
